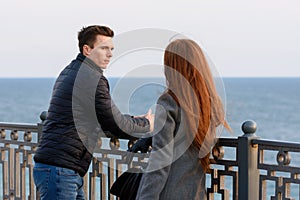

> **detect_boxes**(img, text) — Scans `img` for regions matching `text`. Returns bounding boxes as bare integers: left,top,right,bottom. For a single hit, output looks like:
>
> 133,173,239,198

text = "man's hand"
145,109,154,132
134,109,154,132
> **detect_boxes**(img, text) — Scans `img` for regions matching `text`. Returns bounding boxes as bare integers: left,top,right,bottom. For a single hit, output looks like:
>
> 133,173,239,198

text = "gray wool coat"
136,93,207,200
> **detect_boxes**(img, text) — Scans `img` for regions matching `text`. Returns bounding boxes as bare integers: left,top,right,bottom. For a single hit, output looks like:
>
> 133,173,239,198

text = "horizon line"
0,76,300,79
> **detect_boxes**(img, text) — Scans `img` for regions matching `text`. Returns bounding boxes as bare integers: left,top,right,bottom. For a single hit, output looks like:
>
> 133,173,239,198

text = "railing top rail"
252,138,300,150
217,137,238,147
0,122,38,131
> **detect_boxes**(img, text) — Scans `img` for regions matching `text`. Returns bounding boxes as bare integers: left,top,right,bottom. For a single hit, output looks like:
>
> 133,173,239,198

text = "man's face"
83,35,114,69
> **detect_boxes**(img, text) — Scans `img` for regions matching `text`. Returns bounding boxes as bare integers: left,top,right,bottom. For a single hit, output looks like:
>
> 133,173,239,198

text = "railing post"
35,111,47,200
238,120,259,200
37,111,47,142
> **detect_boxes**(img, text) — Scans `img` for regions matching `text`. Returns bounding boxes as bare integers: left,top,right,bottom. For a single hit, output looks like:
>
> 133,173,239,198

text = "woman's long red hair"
164,39,230,172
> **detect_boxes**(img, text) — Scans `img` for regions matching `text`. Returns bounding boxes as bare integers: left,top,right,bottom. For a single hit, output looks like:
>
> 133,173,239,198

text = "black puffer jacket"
34,53,150,176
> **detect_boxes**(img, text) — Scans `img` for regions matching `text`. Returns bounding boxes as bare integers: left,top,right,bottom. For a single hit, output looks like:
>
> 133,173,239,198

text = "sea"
0,77,299,141
0,77,300,199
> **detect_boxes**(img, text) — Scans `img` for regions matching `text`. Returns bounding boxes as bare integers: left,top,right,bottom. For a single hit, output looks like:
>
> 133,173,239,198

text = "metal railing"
1,119,300,200
0,122,39,200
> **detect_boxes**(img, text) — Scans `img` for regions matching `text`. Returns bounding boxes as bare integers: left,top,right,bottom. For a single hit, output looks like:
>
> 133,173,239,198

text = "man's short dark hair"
78,25,114,53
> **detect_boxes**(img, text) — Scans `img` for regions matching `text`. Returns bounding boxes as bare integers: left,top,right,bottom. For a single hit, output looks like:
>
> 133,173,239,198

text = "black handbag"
110,167,143,200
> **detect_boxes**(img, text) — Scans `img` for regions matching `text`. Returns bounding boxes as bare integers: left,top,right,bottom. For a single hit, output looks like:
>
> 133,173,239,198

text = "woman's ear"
82,44,91,56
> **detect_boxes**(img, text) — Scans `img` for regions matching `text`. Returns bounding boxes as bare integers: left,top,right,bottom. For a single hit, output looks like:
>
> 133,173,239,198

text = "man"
33,25,153,200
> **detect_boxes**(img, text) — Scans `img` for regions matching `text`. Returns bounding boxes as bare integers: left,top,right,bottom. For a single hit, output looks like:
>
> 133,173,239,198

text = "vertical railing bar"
9,146,15,198
108,158,115,200
260,176,266,200
15,148,20,198
3,144,9,200
27,153,35,200
21,160,26,199
100,161,106,200
83,173,88,199
285,180,290,199
89,171,95,200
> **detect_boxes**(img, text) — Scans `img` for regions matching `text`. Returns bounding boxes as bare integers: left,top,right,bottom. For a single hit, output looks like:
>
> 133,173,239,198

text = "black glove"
128,137,152,153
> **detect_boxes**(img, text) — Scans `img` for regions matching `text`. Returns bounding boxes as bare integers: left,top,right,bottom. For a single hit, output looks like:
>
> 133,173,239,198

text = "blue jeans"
33,162,85,200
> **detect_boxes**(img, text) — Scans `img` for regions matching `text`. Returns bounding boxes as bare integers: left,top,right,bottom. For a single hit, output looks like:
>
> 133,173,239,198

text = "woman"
135,39,230,199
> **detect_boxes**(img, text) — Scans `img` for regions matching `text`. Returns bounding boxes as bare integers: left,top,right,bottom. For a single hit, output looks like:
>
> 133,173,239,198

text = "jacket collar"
76,53,103,74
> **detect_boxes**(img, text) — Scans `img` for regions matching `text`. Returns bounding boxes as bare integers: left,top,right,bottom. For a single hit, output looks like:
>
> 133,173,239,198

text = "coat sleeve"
95,76,150,139
136,93,179,200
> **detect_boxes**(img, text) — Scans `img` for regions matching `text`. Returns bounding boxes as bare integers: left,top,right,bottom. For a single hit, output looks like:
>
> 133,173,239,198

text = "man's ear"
82,45,91,56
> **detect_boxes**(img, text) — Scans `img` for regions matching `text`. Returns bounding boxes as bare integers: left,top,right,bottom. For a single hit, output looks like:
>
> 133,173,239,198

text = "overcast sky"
1,0,300,78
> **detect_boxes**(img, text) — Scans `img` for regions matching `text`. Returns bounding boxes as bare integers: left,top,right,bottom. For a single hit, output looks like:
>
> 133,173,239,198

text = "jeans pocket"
59,167,78,176
33,167,51,196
